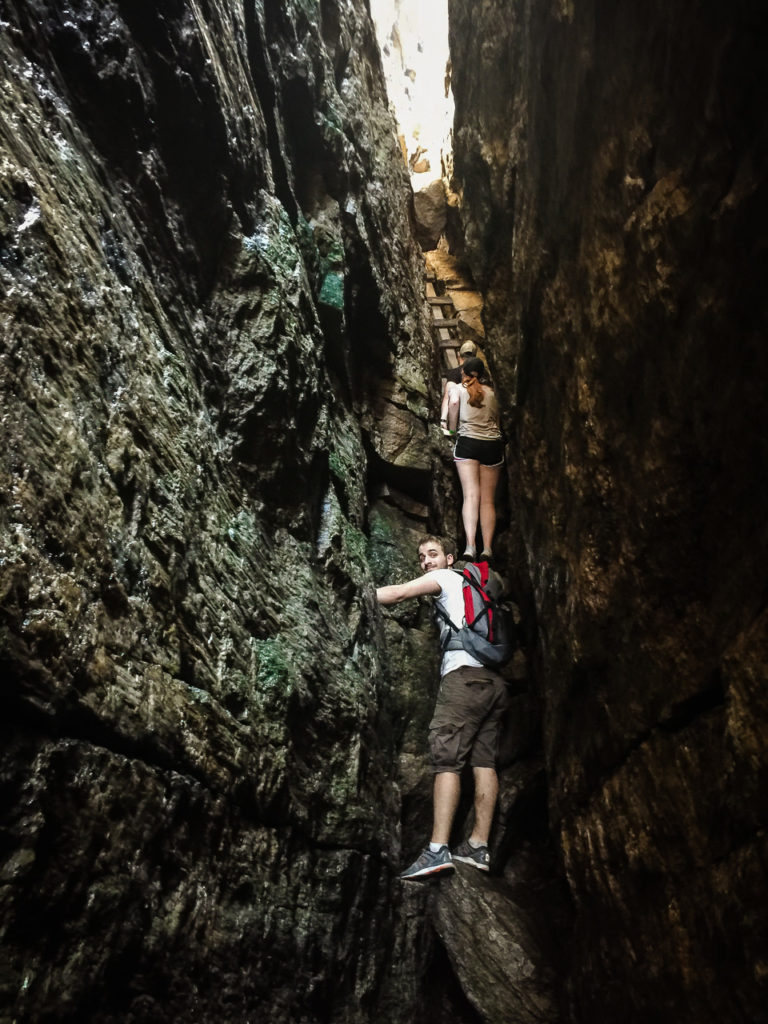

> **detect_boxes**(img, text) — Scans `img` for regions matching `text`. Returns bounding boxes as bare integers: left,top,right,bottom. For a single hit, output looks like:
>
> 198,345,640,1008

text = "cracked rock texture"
5,0,766,1021
0,0,450,1020
449,0,768,1022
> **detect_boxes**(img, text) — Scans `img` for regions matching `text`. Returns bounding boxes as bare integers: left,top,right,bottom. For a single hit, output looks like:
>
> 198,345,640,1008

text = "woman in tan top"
444,358,504,562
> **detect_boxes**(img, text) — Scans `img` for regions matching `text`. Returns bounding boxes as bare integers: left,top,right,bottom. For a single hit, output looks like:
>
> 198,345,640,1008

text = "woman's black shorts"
453,435,505,467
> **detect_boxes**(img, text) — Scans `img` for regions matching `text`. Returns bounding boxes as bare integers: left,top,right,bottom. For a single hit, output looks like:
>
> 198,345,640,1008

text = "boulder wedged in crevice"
432,867,561,1024
412,176,448,250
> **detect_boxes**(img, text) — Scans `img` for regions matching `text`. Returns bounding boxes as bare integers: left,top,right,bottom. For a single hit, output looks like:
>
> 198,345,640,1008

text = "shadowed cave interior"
0,1,767,1022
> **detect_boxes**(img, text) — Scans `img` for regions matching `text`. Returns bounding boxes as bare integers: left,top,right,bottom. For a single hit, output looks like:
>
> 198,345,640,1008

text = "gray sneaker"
452,840,490,871
400,845,455,880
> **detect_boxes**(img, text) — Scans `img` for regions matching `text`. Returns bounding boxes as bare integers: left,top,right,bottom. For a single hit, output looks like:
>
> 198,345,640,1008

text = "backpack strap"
433,593,461,633
434,603,468,652
433,569,465,651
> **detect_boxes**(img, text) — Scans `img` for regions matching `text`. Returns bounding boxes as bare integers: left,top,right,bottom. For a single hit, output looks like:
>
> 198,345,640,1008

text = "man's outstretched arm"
376,575,442,605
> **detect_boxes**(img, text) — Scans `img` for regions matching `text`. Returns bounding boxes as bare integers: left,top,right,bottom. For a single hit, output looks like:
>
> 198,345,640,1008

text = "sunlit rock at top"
370,0,454,186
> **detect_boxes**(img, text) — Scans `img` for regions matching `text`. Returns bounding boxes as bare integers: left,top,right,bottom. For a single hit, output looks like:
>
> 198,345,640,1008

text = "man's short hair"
417,534,455,557
459,341,477,357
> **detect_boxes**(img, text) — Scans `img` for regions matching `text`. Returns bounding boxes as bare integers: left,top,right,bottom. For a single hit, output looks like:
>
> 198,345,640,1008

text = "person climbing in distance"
445,357,504,564
440,340,479,433
376,534,510,879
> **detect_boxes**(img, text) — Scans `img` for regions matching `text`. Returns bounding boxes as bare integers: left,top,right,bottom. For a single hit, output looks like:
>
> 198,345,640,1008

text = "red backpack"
434,561,517,668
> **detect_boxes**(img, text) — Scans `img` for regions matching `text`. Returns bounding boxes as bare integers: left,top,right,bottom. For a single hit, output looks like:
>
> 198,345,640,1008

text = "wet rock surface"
0,1,443,1020
4,0,765,1020
449,0,768,1021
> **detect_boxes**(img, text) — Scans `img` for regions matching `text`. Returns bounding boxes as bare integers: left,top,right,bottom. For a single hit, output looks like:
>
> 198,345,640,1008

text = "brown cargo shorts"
428,665,510,773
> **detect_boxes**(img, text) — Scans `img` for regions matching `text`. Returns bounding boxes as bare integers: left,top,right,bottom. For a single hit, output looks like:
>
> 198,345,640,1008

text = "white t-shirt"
427,568,484,676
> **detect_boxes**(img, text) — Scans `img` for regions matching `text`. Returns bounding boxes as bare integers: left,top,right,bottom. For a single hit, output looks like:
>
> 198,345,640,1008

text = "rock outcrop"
449,0,768,1021
0,1,446,1020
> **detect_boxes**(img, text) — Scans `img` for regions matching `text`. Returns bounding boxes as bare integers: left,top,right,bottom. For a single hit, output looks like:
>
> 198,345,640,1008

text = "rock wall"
0,1,450,1020
449,1,768,1021
7,0,765,1020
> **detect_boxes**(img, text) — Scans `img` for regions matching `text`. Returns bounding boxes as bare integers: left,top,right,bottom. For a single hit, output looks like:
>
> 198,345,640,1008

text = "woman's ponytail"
465,376,485,407
461,356,487,407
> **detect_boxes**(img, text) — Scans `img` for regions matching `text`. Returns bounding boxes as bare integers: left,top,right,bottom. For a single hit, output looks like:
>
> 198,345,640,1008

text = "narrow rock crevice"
2,0,767,1021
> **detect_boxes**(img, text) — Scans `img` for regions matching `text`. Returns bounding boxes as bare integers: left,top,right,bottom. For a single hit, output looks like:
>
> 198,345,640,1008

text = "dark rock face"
449,1,768,1021
6,0,765,1020
0,1,446,1020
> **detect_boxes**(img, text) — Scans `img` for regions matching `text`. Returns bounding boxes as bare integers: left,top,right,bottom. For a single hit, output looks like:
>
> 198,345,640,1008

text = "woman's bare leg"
455,459,481,551
478,463,502,552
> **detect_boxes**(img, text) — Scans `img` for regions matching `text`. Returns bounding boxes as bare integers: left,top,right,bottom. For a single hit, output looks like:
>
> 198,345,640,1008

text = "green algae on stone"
223,507,261,549
254,638,294,695
327,417,367,521
366,505,428,588
318,270,344,310
366,510,398,584
321,99,344,136
309,216,344,267
341,523,369,581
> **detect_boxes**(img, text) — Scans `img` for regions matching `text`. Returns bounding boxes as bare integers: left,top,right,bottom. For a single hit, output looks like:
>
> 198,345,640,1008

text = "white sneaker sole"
453,855,490,871
400,862,455,880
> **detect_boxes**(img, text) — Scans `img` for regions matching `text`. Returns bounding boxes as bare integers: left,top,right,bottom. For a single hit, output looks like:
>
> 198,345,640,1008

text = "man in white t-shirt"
376,535,510,879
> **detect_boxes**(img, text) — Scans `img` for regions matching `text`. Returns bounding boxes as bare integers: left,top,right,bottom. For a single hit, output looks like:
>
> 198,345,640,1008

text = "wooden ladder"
425,271,461,374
